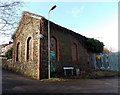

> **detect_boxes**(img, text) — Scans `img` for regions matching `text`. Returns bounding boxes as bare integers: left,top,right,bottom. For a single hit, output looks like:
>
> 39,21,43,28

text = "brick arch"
72,42,79,62
16,41,21,62
25,35,33,61
50,34,60,61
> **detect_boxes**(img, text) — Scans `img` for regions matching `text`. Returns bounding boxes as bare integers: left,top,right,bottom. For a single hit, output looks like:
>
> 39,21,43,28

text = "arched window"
50,37,57,60
16,42,20,61
26,37,32,60
72,43,78,61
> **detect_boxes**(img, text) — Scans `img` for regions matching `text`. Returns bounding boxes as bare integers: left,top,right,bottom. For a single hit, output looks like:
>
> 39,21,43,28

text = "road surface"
2,68,120,94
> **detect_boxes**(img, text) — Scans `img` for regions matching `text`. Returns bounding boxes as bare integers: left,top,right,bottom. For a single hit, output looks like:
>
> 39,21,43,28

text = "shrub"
85,38,104,53
5,47,13,59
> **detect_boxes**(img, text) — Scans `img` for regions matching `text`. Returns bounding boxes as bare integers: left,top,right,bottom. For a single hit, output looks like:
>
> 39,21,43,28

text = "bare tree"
0,0,23,36
103,48,111,53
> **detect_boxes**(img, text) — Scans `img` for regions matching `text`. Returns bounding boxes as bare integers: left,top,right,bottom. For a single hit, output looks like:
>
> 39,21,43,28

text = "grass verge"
40,78,68,82
40,70,119,81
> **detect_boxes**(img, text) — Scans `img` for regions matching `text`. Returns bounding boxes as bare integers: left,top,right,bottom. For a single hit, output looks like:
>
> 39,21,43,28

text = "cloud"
0,30,13,45
71,5,85,17
0,35,12,45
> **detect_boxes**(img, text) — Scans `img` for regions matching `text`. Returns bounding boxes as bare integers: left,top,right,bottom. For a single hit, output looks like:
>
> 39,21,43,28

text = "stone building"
12,11,102,79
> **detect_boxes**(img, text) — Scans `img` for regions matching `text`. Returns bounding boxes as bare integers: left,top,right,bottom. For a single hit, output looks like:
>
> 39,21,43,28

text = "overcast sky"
0,0,118,52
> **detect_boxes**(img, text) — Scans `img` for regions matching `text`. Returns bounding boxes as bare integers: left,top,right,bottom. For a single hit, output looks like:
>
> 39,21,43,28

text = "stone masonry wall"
12,13,41,79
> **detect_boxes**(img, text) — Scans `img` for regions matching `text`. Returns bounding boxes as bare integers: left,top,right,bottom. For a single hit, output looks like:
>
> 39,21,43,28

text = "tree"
86,38,104,53
0,0,23,35
5,47,13,59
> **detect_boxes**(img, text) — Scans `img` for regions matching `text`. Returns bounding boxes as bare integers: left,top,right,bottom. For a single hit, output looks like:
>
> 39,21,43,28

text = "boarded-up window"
72,43,78,61
27,37,32,60
16,42,20,61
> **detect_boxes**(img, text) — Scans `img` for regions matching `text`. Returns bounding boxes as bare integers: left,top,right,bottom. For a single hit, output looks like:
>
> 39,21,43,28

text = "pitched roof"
12,11,104,53
23,11,44,19
13,11,88,43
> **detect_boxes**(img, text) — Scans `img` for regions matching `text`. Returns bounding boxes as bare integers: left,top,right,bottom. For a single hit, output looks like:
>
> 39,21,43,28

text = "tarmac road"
2,68,120,94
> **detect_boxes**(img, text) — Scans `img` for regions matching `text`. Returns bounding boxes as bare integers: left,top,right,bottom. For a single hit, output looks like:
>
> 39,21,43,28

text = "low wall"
2,58,13,70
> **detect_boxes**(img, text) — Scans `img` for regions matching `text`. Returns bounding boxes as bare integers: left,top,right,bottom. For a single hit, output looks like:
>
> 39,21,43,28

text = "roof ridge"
23,11,44,19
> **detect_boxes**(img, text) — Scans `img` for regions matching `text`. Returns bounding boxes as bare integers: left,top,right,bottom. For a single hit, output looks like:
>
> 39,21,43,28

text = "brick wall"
40,18,89,78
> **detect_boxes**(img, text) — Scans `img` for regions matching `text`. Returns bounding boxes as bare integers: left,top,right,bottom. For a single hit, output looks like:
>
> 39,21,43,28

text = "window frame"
50,34,60,61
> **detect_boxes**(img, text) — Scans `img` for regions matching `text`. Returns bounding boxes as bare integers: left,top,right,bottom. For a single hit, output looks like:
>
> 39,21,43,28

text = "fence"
89,52,120,71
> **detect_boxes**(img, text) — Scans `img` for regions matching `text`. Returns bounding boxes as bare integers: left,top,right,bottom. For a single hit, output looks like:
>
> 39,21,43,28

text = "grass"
40,78,68,82
40,70,119,81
